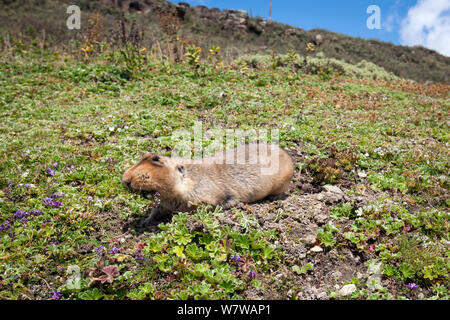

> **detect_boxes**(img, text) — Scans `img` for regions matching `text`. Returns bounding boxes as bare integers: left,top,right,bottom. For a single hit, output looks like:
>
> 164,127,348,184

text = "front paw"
221,200,244,210
140,214,157,227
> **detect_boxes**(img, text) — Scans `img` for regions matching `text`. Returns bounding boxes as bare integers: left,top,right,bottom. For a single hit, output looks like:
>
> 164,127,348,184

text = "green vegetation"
237,52,400,81
0,10,449,300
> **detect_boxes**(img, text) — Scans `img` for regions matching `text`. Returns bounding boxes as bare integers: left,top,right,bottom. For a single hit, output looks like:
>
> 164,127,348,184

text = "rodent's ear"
151,155,165,167
143,153,164,167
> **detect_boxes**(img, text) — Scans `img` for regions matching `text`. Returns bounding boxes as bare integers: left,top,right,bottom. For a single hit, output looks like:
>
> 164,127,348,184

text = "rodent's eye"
152,156,160,162
177,165,185,175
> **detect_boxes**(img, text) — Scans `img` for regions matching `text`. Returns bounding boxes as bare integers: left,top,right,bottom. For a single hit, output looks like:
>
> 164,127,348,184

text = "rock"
315,34,323,45
339,284,357,297
192,5,209,16
236,9,248,18
223,10,249,34
314,212,328,225
257,17,267,27
320,192,343,204
318,185,344,204
273,271,284,280
328,248,340,260
188,6,251,34
285,28,301,36
176,2,189,18
248,21,264,35
109,1,252,34
309,245,323,253
177,2,190,9
322,185,343,194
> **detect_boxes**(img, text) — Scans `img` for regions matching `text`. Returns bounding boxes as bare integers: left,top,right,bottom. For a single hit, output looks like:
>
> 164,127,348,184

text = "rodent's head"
122,153,184,195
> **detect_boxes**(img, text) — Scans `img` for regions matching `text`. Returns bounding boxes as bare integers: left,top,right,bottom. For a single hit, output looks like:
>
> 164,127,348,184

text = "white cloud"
384,13,398,32
400,0,450,56
384,0,402,32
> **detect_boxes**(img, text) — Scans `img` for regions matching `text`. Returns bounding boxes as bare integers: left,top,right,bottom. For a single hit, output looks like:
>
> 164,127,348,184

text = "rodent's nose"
122,171,132,189
124,180,131,189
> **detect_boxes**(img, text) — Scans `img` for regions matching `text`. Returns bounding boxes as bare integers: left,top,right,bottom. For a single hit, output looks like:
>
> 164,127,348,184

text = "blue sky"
173,0,450,56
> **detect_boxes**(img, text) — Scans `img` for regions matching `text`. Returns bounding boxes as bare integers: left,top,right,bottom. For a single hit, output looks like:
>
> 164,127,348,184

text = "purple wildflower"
24,184,32,190
0,221,11,232
230,254,243,267
109,246,120,255
95,245,105,256
19,217,27,225
52,162,58,169
152,199,161,207
152,192,161,207
248,270,256,279
50,291,63,300
46,168,55,176
30,209,44,216
42,197,63,208
134,249,146,262
52,200,63,208
230,254,241,262
22,153,30,157
14,210,27,219
51,192,65,199
406,283,419,290
1,220,11,230
66,165,75,171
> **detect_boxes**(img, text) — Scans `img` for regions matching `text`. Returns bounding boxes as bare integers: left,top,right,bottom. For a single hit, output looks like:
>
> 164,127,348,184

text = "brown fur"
122,144,294,222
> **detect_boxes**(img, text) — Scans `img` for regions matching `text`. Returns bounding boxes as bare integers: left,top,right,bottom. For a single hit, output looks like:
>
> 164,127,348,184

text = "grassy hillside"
0,0,449,83
0,34,448,300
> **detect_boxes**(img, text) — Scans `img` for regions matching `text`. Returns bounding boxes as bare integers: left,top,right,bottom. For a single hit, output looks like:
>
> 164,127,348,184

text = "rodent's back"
180,144,294,206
